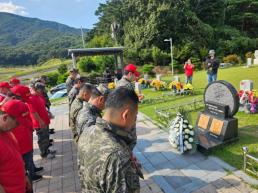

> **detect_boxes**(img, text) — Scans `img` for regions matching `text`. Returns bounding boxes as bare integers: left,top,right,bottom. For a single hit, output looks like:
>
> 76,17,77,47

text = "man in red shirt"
9,78,21,87
11,85,44,182
29,83,55,159
184,58,194,84
0,100,32,193
0,82,11,96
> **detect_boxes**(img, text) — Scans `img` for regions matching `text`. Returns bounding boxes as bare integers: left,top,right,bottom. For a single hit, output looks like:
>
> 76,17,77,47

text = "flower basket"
150,79,167,91
168,112,196,154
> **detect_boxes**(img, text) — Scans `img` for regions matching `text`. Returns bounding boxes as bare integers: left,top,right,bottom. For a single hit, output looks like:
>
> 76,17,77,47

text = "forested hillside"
88,0,258,69
0,12,87,65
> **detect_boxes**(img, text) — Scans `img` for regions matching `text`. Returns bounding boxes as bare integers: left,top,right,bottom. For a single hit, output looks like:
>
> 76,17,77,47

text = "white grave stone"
174,76,180,82
247,58,252,67
135,82,141,94
254,50,258,65
114,78,118,85
144,74,148,80
240,80,253,91
156,74,161,81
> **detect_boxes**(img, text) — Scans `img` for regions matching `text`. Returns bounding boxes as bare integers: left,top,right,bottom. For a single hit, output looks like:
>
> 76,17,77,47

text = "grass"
0,58,72,81
139,65,258,172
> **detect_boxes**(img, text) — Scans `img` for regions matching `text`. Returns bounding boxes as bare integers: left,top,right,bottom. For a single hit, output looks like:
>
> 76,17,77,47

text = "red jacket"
184,64,194,76
0,132,26,193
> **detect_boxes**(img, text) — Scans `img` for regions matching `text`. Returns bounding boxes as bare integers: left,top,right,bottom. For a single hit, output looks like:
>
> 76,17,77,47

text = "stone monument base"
195,112,238,154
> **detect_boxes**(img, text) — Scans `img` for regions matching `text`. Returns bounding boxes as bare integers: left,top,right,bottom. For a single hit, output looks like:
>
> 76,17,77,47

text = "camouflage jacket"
66,76,75,93
116,76,135,91
76,103,102,140
68,86,79,106
69,97,84,136
77,118,140,193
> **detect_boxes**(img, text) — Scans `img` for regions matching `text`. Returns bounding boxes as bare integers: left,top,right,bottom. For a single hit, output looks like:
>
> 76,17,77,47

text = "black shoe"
50,128,55,132
35,167,44,174
49,139,54,143
32,174,43,183
49,130,55,134
48,143,53,147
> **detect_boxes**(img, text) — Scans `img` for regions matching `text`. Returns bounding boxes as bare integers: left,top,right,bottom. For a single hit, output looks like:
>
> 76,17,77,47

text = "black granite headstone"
196,80,239,153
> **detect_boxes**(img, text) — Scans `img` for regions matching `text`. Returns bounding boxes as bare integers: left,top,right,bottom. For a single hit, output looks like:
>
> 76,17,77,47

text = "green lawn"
0,59,71,81
140,65,258,171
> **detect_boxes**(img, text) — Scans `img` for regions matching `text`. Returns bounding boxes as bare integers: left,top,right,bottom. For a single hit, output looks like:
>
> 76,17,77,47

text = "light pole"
164,38,173,76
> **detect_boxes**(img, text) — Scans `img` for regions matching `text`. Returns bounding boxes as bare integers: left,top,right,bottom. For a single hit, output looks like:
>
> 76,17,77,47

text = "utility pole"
164,38,173,76
81,26,85,48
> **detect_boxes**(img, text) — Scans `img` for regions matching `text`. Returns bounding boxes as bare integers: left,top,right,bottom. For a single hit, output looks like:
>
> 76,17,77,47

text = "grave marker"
195,80,239,153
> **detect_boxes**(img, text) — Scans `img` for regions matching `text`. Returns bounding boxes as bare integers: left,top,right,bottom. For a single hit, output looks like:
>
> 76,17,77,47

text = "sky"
0,0,106,29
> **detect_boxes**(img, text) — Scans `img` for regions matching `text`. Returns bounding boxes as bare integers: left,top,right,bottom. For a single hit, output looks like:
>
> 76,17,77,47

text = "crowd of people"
66,63,143,192
0,76,56,193
0,49,220,193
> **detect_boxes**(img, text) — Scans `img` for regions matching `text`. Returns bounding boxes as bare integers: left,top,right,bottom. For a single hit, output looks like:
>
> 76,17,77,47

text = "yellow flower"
184,83,194,90
138,78,146,84
168,81,181,90
108,82,116,89
150,79,166,90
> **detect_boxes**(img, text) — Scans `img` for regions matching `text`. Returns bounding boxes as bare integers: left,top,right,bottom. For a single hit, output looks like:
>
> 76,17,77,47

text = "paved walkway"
32,104,258,193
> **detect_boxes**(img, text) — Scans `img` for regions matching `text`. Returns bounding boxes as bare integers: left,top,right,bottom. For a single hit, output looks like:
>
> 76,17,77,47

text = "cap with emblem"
124,64,140,77
11,85,31,100
1,99,29,123
10,78,20,86
0,82,11,89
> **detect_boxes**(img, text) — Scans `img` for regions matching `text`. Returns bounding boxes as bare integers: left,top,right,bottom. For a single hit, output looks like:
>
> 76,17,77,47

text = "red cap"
124,64,140,77
1,99,29,123
10,77,20,85
11,85,31,99
0,82,11,89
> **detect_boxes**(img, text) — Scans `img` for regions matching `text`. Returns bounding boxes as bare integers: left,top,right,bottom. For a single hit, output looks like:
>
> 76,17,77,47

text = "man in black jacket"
205,50,220,84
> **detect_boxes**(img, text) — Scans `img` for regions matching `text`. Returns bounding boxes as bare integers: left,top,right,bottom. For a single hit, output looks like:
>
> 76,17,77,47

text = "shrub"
57,72,69,84
88,71,101,78
190,57,202,70
57,63,68,74
142,64,154,75
223,54,241,65
78,57,97,73
245,51,254,59
45,72,59,87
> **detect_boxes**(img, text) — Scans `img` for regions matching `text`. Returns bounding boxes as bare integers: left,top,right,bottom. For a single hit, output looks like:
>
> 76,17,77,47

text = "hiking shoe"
32,175,43,183
49,130,55,134
49,139,54,143
46,153,55,159
48,149,57,154
50,128,55,132
34,167,44,174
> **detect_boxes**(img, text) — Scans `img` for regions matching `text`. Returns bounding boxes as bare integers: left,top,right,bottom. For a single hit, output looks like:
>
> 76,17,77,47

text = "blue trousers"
208,73,217,84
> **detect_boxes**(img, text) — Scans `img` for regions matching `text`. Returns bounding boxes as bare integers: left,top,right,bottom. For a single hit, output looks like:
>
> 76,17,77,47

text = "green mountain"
0,12,88,65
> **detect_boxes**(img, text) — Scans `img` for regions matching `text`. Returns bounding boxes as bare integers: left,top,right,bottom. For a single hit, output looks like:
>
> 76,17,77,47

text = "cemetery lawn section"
139,65,258,171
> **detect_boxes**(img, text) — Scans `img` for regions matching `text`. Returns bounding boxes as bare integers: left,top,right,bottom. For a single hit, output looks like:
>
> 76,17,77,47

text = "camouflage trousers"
36,127,50,158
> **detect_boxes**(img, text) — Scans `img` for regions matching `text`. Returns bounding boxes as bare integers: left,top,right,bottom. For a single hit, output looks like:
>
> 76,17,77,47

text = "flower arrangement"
239,89,258,113
150,79,166,90
168,112,195,154
168,81,183,92
108,82,116,89
138,78,147,85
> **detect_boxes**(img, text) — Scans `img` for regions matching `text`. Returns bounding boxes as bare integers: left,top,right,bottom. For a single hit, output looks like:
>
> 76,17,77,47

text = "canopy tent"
68,47,124,69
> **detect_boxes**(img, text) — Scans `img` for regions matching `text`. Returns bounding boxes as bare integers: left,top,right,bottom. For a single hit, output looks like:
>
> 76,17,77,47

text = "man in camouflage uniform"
116,64,143,150
70,83,93,139
68,77,86,107
77,87,140,193
76,84,109,141
66,68,79,93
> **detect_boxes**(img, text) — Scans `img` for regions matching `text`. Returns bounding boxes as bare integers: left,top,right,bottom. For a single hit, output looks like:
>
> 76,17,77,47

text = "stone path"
32,104,258,193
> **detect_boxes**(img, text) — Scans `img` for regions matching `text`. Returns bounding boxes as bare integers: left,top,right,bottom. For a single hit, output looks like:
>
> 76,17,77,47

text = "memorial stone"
156,74,161,81
247,58,252,67
174,76,180,82
195,80,239,153
240,80,253,91
144,74,149,80
254,50,258,65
